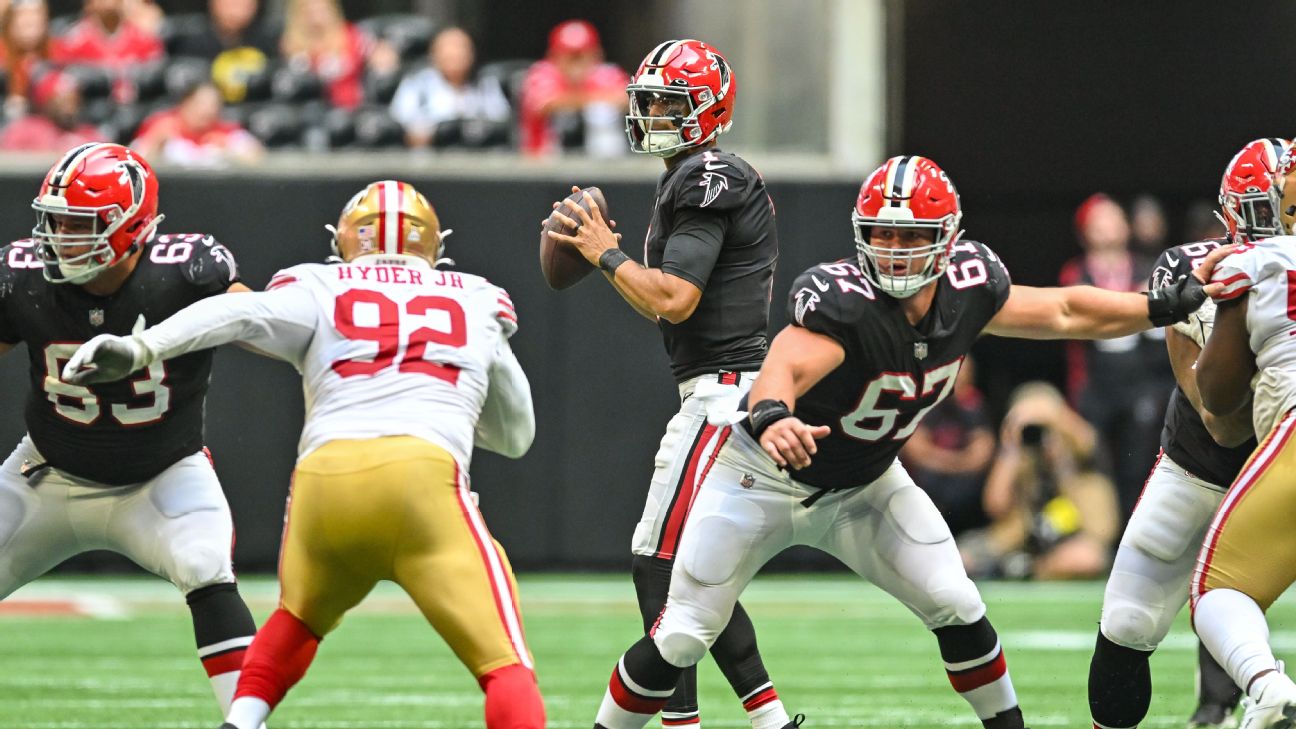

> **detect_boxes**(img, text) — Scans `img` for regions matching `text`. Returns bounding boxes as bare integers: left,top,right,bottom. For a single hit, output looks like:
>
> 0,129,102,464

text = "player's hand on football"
760,417,831,470
61,334,146,385
544,186,621,265
1192,243,1240,298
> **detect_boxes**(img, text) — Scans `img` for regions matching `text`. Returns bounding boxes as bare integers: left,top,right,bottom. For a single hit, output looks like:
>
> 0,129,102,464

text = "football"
539,186,610,290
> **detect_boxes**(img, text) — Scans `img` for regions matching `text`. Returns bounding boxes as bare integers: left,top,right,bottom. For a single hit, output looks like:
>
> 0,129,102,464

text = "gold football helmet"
1271,148,1296,236
329,180,442,262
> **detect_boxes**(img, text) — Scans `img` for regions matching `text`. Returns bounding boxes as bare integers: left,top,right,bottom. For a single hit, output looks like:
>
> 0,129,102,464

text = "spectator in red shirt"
1,0,54,121
0,69,103,151
519,19,628,157
131,80,264,167
280,0,396,110
51,0,163,69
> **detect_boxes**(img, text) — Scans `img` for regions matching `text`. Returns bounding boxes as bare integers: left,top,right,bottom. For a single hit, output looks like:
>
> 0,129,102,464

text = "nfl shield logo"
88,309,105,327
913,341,928,360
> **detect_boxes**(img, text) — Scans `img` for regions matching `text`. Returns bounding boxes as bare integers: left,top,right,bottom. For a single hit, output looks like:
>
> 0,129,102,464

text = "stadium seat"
163,58,211,99
476,59,532,108
431,118,511,150
270,64,323,103
129,62,168,103
363,70,401,106
352,107,404,148
64,65,112,101
247,103,306,147
106,100,163,145
358,14,436,63
160,13,209,57
82,97,114,126
240,62,274,103
318,107,357,148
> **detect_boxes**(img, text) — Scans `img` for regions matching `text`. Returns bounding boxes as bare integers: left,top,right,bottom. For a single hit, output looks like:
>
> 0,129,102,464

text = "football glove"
62,327,149,386
1146,272,1209,327
1170,296,1216,349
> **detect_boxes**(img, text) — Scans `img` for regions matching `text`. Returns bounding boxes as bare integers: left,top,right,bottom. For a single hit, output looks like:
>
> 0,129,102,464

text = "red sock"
233,608,320,708
478,664,545,729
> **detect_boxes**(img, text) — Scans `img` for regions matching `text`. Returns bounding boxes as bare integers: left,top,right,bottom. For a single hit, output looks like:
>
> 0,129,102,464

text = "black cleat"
780,715,806,728
1187,701,1239,728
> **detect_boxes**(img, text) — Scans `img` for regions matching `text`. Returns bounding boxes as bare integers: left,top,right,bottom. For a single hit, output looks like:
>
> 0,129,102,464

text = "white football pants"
0,435,237,598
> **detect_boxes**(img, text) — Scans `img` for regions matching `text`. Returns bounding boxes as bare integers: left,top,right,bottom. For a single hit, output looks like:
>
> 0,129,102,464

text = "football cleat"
780,714,806,728
1188,701,1241,729
1240,666,1296,729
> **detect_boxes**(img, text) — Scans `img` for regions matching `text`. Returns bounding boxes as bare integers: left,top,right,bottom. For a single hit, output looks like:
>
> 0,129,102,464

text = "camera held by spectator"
960,382,1119,580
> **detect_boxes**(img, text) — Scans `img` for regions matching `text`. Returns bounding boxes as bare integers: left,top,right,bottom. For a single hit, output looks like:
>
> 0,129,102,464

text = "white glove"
61,315,150,385
1171,296,1216,349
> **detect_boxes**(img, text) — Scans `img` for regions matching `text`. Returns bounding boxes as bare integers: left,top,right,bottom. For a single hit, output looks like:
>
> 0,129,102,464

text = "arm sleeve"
474,334,535,458
659,207,729,290
136,285,317,366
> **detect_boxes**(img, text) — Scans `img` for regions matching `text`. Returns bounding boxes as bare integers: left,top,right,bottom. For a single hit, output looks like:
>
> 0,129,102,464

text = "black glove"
1146,273,1208,328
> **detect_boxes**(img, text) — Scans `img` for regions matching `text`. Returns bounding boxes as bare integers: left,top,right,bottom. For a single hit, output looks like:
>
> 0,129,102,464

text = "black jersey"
0,234,239,485
1149,239,1256,486
644,147,778,382
763,241,1012,489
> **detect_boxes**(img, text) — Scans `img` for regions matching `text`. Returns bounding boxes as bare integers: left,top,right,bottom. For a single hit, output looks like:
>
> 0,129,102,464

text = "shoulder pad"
675,151,751,211
945,240,1012,310
788,260,875,345
150,234,239,295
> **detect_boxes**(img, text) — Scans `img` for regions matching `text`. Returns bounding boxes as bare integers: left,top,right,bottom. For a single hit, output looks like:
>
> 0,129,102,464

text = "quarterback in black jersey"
1087,139,1282,729
588,154,1229,729
0,143,258,716
548,40,793,729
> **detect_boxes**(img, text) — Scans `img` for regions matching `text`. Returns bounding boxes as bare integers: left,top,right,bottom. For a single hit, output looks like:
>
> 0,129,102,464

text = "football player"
64,180,544,729
573,155,1230,729
1087,139,1288,729
0,142,258,718
546,40,795,729
1191,149,1296,729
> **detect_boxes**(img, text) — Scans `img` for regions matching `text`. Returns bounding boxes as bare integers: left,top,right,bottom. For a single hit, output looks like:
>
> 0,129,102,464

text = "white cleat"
1241,669,1296,729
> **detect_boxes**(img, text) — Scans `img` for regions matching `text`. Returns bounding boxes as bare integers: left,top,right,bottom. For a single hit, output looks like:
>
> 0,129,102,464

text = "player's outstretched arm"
747,325,843,469
1197,296,1257,418
475,336,536,459
63,287,316,385
985,245,1232,340
1166,326,1253,447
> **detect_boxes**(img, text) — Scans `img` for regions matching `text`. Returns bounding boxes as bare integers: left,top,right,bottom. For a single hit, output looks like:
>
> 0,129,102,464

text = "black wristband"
599,248,631,277
1146,273,1207,327
748,399,793,439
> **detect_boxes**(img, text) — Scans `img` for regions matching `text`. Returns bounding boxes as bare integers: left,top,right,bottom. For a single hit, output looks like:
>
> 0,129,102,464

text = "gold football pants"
1194,410,1296,611
279,436,533,677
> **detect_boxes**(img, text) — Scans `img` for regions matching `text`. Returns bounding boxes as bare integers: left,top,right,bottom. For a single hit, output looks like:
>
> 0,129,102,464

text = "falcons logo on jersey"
699,170,729,208
794,286,820,325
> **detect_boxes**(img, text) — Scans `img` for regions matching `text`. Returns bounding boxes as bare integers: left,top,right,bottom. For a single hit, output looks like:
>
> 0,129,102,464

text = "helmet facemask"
32,200,129,284
1222,189,1281,242
625,84,712,157
852,209,960,299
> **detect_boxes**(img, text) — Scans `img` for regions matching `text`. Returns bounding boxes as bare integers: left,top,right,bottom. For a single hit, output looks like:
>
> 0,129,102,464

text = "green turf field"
4,573,1293,728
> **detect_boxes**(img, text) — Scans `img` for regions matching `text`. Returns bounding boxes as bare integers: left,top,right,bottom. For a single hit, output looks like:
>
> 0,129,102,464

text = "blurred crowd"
901,194,1227,581
0,0,632,165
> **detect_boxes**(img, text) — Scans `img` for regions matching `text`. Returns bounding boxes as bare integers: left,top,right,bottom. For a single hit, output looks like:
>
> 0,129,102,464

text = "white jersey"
131,254,533,468
1212,237,1296,436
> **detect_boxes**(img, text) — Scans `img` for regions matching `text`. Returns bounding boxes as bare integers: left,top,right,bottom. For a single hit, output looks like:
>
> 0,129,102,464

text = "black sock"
934,616,1000,664
186,582,257,695
1089,630,1153,728
1197,639,1243,709
711,600,773,698
632,555,698,722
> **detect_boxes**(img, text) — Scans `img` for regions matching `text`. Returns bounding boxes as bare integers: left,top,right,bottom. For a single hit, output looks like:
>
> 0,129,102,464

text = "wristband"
599,248,631,277
1146,272,1207,327
748,399,793,439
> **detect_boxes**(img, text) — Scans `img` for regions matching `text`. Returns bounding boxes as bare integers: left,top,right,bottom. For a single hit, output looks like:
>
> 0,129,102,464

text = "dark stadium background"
5,1,1296,570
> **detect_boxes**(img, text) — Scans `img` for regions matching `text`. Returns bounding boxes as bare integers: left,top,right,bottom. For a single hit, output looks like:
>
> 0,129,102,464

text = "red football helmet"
1219,137,1291,243
32,142,161,284
625,39,735,157
852,155,963,298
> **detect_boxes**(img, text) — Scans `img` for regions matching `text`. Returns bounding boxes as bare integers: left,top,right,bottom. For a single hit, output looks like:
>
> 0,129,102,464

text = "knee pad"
887,486,954,545
1101,569,1175,651
655,629,709,669
170,545,234,594
923,573,987,628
